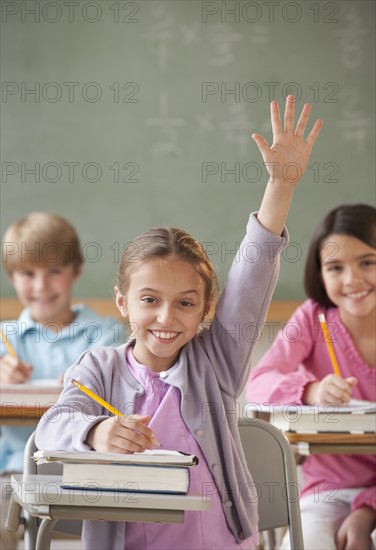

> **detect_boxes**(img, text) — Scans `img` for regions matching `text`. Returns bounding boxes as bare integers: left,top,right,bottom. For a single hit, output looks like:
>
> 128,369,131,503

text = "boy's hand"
0,354,32,384
253,95,322,188
303,374,358,406
336,506,376,550
86,414,157,454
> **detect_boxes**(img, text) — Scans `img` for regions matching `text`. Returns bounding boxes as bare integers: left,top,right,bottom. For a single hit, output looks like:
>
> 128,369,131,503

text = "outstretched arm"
205,98,322,394
256,95,323,235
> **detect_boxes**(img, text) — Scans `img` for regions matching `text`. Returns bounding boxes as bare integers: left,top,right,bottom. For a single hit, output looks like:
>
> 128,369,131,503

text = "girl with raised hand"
36,97,322,550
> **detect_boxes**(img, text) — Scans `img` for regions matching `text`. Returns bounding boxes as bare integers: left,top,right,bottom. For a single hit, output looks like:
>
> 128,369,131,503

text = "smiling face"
320,234,376,324
11,263,80,328
115,256,207,373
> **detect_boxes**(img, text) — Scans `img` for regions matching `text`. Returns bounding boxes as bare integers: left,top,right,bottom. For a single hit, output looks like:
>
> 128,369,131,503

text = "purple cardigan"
36,214,287,550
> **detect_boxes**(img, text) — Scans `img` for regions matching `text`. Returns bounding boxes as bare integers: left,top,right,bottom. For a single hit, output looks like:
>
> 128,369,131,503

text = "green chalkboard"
1,0,375,300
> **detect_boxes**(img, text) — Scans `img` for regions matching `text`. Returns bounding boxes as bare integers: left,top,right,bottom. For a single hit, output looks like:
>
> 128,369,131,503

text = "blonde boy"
0,213,121,549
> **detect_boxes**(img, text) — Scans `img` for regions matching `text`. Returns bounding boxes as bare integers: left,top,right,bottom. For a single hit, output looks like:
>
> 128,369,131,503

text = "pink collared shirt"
247,299,376,512
125,347,257,549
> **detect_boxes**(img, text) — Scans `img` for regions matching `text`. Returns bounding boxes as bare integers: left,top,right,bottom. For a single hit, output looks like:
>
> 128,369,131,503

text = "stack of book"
244,399,376,434
34,449,199,494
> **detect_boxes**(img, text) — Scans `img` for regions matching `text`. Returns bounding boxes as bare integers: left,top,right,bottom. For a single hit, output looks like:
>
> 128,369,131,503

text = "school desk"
1,379,62,425
283,432,376,456
0,404,50,426
243,411,376,456
7,474,211,550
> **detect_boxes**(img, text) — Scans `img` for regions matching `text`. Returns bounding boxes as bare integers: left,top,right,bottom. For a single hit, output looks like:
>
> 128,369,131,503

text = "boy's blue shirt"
0,304,122,473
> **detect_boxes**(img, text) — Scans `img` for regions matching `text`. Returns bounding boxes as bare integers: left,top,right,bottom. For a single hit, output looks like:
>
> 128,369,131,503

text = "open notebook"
244,399,376,434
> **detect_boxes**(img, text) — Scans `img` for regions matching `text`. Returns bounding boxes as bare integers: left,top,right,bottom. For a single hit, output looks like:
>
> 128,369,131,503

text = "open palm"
253,96,323,187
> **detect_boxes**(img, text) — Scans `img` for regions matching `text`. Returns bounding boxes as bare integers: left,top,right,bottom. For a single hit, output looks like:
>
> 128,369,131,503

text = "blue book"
34,450,198,494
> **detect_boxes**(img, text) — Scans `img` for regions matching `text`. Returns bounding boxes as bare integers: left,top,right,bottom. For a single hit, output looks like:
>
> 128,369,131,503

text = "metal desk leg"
35,518,58,550
5,495,22,534
23,511,38,550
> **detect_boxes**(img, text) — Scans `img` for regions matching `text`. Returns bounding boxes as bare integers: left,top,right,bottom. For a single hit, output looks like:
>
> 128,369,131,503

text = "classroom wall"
1,0,375,300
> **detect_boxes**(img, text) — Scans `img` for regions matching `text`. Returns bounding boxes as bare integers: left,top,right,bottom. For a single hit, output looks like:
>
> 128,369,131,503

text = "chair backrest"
23,431,82,544
24,430,63,476
238,418,304,549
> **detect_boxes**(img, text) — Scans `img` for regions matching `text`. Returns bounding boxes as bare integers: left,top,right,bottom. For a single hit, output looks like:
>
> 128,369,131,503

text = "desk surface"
283,432,376,456
1,381,61,424
11,474,210,520
9,474,211,550
244,411,376,456
0,404,50,425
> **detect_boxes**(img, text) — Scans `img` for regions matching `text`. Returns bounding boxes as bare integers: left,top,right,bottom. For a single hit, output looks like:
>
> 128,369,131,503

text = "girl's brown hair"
304,204,376,308
117,227,219,316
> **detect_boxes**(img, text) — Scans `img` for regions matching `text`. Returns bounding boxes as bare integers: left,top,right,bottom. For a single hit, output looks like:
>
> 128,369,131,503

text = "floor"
18,536,82,549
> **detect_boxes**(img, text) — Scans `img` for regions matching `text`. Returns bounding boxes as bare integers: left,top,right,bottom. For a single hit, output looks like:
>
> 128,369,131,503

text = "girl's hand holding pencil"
72,379,160,453
85,413,158,454
302,373,358,407
303,313,357,406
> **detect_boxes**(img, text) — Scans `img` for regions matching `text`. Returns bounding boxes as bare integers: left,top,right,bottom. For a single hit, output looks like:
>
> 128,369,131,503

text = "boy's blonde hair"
2,212,84,275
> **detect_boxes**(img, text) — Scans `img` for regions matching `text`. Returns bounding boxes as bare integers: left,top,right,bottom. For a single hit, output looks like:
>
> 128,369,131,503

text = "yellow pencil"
71,378,123,416
0,329,17,358
318,313,342,377
71,378,161,447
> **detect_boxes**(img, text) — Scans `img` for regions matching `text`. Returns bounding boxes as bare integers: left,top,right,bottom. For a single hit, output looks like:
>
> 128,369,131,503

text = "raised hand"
256,95,323,235
252,95,323,188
